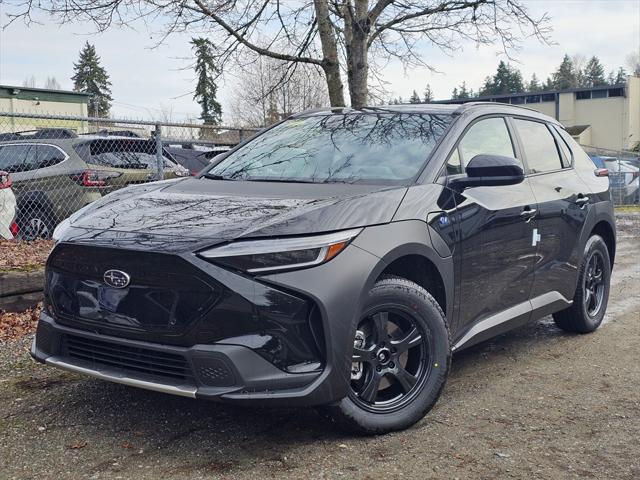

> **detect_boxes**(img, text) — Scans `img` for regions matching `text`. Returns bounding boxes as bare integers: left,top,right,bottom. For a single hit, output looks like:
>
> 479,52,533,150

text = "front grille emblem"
103,270,131,289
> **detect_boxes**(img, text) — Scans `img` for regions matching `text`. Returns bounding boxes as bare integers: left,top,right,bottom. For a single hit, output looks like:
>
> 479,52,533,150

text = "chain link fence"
0,111,259,240
581,145,640,206
0,111,637,241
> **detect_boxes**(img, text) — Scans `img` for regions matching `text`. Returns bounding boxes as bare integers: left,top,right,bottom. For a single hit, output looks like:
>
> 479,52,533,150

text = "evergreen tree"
72,42,112,117
458,81,472,99
451,87,459,99
527,73,542,92
409,89,421,103
423,84,433,102
479,61,524,95
191,37,222,125
551,54,578,90
582,56,607,87
614,67,627,84
542,76,555,91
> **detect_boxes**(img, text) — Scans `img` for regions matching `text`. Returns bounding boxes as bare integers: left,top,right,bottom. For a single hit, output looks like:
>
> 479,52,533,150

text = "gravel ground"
0,221,638,480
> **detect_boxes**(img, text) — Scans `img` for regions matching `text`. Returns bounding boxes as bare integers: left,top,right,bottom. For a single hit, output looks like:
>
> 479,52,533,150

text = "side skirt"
452,292,572,352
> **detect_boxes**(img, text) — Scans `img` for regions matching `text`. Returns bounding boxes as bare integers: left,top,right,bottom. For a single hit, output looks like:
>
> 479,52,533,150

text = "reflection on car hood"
67,177,407,246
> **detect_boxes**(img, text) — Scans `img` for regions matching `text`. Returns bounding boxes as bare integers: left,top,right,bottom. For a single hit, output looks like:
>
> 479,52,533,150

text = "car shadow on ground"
15,316,571,476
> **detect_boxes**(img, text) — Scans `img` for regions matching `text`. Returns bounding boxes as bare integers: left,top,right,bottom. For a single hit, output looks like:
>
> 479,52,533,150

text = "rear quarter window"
514,119,564,174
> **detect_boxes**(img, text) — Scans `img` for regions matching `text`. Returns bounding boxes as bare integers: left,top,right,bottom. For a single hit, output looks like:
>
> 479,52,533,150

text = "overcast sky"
0,0,638,122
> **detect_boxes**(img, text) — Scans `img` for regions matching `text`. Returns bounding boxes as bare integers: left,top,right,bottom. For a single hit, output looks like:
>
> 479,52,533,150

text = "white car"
0,171,17,239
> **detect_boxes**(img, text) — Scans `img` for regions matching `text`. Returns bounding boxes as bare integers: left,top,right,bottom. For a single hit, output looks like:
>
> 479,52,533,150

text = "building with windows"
437,75,640,151
0,85,90,133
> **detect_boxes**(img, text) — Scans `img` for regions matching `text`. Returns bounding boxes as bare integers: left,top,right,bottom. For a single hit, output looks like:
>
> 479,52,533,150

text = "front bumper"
32,311,321,403
32,238,384,406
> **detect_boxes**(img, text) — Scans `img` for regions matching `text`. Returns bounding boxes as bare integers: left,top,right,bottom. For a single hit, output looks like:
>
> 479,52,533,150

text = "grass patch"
615,205,640,213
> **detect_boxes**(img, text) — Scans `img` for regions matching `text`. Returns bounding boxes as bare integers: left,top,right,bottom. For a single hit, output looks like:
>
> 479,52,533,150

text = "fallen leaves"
69,441,87,450
0,304,41,342
0,239,54,272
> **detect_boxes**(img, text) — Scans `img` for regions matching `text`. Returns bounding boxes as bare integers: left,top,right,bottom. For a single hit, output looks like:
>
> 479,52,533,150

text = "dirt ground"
1,218,638,480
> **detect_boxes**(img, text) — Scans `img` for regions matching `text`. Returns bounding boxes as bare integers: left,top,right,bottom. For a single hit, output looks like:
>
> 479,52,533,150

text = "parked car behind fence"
0,170,17,239
0,112,258,240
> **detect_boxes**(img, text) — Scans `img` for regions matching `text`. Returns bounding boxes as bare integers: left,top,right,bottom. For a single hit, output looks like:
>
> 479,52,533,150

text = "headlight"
52,217,71,242
198,228,363,273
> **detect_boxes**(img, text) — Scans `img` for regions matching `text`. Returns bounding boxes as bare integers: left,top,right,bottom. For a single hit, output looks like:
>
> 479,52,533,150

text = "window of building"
511,96,525,105
576,91,591,100
495,97,510,104
514,119,565,173
592,89,607,99
526,95,541,104
541,93,556,102
608,87,624,97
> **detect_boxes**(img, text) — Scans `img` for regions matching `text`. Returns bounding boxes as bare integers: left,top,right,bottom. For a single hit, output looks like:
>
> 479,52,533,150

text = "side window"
445,117,515,176
551,125,573,168
514,119,564,173
0,145,35,172
34,145,67,169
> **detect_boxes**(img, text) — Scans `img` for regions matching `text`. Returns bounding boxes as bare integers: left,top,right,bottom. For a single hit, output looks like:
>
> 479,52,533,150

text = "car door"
511,118,590,306
444,116,539,344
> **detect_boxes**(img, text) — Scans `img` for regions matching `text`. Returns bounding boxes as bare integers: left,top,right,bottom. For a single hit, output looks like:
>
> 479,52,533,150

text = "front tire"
553,235,611,333
322,276,451,435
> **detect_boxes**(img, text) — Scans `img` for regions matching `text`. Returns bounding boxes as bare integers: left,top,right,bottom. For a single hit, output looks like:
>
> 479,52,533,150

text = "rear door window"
0,144,36,172
514,119,565,173
29,145,67,169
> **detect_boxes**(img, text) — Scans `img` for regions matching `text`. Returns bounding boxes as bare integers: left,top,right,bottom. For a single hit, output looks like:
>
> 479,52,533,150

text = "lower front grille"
63,334,194,382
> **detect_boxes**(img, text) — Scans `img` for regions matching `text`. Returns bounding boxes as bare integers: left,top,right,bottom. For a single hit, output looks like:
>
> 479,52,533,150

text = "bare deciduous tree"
228,54,329,127
7,1,551,108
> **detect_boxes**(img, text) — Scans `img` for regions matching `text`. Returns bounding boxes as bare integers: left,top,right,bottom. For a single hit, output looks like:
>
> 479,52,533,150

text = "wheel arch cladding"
591,220,616,266
351,220,454,320
376,254,447,315
16,190,55,212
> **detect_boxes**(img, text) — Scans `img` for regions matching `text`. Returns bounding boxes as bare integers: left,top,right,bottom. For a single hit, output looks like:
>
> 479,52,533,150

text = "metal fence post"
155,123,164,181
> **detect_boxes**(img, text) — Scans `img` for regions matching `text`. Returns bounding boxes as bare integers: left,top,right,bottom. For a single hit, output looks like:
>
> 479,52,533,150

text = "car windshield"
205,112,452,184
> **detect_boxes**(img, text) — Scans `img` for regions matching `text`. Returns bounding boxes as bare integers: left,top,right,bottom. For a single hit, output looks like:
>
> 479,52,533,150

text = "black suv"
32,103,615,434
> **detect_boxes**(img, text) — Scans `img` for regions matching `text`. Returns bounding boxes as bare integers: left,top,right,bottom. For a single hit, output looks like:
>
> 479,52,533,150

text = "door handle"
575,195,590,208
520,207,537,222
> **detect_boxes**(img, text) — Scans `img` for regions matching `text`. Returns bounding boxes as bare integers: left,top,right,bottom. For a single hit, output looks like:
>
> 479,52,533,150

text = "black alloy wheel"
322,276,450,434
350,308,432,413
583,250,606,317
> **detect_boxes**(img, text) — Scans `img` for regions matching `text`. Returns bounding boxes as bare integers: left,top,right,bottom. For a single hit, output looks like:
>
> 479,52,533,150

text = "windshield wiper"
203,173,233,180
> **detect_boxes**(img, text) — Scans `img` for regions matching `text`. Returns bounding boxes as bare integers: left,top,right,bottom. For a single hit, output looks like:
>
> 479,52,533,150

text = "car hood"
65,177,407,250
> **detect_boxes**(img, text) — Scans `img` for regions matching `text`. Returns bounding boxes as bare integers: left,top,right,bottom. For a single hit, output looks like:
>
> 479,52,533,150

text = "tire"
17,207,56,241
553,235,611,333
321,276,451,435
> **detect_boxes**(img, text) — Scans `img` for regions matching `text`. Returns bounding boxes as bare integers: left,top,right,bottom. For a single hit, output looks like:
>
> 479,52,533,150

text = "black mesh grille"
194,359,236,387
63,334,194,382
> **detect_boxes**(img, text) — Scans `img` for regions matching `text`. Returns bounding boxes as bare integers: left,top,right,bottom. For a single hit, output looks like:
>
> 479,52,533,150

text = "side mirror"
449,154,524,190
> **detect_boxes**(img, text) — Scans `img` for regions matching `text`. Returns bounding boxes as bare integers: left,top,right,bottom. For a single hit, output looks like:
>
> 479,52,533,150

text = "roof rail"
80,129,142,138
453,101,544,114
0,128,78,141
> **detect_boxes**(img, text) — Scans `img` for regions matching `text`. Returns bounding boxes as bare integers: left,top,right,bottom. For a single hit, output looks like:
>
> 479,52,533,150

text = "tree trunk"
344,1,370,109
314,0,345,107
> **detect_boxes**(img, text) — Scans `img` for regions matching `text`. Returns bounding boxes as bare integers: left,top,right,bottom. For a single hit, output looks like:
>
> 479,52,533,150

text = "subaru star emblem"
103,270,131,289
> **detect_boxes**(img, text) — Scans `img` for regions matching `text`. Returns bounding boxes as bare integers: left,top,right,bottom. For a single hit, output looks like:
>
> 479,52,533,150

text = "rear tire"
553,235,611,333
321,276,451,435
17,207,55,241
